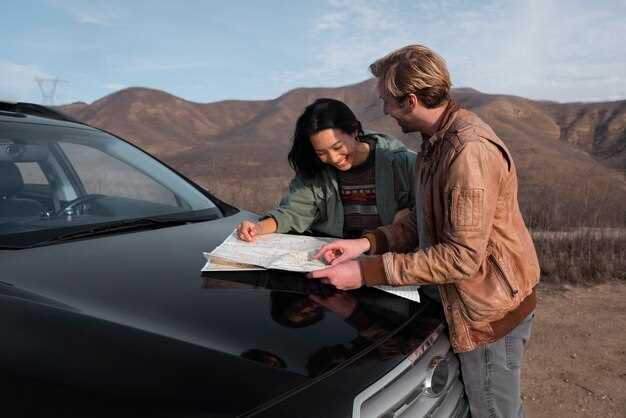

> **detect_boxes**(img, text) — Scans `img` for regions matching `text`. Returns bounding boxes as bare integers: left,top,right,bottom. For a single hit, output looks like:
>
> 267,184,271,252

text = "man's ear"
405,94,419,110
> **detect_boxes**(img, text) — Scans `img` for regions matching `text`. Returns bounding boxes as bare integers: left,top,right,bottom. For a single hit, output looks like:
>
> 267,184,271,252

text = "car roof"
0,101,97,131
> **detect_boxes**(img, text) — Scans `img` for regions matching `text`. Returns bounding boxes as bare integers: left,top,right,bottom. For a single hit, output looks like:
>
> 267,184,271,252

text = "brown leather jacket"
360,104,540,353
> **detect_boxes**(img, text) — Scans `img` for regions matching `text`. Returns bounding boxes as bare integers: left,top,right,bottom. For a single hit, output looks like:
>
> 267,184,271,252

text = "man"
309,44,540,417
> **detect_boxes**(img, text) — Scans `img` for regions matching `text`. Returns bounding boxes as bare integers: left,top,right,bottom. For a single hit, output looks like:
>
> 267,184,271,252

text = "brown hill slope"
543,100,626,169
59,80,626,226
65,88,271,157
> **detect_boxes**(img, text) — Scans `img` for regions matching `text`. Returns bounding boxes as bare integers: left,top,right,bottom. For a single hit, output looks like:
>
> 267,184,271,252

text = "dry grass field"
532,230,626,284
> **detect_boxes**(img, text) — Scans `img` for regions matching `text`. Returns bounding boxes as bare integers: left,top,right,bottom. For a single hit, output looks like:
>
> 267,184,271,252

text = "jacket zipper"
448,192,453,226
489,254,519,298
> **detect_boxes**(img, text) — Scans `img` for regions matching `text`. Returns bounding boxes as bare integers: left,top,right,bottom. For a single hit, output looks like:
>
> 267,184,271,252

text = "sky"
1,0,625,105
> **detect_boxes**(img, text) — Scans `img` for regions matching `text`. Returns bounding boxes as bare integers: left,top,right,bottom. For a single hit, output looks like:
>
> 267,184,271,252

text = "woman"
237,98,415,241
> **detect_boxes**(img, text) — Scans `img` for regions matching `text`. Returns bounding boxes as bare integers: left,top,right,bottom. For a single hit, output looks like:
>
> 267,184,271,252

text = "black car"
0,102,468,418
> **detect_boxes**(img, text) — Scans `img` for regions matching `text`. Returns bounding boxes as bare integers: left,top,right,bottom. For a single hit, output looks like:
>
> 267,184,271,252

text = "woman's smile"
334,155,350,169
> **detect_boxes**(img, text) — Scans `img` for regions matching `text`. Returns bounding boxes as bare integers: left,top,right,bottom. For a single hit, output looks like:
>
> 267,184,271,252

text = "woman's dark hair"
288,98,364,179
241,349,287,369
270,292,325,328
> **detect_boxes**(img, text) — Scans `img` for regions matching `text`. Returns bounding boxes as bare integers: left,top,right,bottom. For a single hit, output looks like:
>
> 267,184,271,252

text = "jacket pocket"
455,245,519,322
449,186,484,231
488,253,519,301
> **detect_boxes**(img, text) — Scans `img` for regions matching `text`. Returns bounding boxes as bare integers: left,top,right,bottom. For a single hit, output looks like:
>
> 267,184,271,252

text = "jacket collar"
420,100,461,155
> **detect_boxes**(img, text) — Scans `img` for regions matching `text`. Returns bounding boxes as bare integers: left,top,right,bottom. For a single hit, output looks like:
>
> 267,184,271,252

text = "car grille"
353,326,469,418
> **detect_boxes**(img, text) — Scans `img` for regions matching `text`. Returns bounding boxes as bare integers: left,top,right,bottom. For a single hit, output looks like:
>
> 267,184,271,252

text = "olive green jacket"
265,133,417,238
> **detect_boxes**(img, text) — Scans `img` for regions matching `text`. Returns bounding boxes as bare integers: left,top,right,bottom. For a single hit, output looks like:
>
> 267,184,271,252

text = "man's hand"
314,238,371,265
237,220,258,242
309,293,357,318
307,260,364,290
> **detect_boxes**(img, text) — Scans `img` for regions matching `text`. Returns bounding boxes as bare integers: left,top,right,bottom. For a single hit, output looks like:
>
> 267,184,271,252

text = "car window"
16,162,49,185
59,142,178,207
0,121,223,245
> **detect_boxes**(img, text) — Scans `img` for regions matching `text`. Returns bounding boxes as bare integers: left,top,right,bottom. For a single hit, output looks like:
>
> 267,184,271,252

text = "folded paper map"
202,231,420,302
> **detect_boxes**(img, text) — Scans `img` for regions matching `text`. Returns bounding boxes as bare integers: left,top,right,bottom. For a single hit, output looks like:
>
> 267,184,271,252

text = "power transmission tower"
35,78,66,105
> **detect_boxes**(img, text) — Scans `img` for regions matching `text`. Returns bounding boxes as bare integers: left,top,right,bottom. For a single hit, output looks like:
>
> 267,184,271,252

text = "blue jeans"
458,311,535,418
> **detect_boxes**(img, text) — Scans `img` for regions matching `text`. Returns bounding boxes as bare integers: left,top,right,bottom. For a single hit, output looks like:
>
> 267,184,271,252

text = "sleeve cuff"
363,229,389,255
359,256,389,286
261,212,285,233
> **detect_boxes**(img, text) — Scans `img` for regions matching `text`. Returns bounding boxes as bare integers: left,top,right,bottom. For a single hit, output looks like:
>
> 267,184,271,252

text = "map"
208,231,333,272
202,231,420,302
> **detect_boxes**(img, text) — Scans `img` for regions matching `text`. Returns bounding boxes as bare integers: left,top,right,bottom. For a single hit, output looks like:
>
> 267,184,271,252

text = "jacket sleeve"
364,206,418,255
264,176,320,234
366,139,507,286
363,149,418,254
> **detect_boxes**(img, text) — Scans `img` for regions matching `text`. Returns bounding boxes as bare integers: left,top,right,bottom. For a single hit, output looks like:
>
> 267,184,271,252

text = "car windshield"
0,120,221,247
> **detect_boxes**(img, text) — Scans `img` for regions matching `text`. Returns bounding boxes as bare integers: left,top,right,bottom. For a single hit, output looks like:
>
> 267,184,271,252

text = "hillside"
58,80,626,226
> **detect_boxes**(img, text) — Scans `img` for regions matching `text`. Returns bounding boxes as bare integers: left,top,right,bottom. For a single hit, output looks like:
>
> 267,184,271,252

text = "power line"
34,77,67,105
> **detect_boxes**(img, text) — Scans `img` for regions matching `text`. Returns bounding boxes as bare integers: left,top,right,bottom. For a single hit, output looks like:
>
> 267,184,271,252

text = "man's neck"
418,101,449,137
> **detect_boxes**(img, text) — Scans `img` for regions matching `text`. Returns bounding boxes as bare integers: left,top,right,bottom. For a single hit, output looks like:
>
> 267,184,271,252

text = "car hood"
0,212,431,414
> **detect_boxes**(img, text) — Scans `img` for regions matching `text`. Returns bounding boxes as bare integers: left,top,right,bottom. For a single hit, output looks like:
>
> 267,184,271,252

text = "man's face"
378,84,416,133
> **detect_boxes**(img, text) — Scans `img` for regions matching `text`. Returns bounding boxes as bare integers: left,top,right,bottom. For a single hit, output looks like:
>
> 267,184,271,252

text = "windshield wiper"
0,209,221,249
27,217,198,248
0,244,28,250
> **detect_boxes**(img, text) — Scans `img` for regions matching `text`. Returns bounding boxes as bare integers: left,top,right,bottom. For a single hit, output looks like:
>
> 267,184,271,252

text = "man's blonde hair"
370,44,451,108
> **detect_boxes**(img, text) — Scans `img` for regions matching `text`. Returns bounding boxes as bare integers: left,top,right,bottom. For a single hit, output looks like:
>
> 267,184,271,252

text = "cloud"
122,59,213,73
446,0,626,102
311,0,402,35
276,0,411,88
0,61,53,103
103,83,128,91
47,0,122,25
76,12,112,25
312,12,346,32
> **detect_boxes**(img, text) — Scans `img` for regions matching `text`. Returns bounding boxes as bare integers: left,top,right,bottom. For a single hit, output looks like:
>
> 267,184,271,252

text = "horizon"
2,0,625,105
58,82,626,108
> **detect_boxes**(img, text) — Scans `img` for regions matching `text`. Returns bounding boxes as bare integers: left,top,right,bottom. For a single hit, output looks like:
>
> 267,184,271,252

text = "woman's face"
309,128,358,171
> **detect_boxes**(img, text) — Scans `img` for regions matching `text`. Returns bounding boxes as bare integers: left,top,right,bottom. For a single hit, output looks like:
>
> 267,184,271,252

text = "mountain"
58,80,626,227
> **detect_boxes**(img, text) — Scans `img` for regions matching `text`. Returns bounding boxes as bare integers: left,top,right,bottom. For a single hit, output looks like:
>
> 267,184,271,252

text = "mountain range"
59,79,626,227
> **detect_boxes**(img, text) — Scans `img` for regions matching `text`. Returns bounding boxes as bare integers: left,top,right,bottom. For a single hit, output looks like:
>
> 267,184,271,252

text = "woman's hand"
236,217,278,242
314,238,371,265
237,220,259,242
